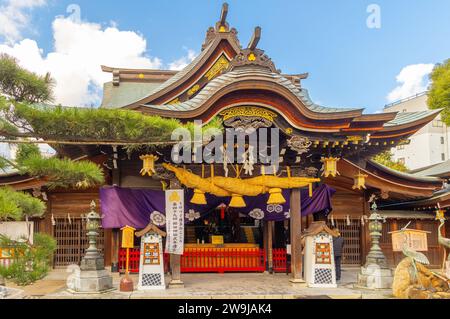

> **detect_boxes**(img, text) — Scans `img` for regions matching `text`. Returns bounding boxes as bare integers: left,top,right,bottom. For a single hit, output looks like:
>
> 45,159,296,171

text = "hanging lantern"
191,189,207,205
320,157,340,177
352,172,368,190
229,194,246,208
436,209,445,220
139,154,159,176
267,188,286,205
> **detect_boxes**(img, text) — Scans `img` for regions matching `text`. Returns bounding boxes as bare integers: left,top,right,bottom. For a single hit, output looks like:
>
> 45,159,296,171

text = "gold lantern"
229,194,246,208
267,188,286,205
191,189,207,205
139,154,159,176
436,209,445,220
352,172,368,190
321,157,340,178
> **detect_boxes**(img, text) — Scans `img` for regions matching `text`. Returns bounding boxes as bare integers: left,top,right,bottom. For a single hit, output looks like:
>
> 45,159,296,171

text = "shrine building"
1,3,448,283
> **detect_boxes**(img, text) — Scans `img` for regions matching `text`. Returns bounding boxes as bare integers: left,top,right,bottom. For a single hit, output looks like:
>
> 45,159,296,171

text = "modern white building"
383,91,448,170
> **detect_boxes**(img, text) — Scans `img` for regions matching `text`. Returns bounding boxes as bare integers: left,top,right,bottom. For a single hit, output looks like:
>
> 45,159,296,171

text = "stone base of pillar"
168,279,185,289
356,263,393,289
289,278,307,288
69,269,114,293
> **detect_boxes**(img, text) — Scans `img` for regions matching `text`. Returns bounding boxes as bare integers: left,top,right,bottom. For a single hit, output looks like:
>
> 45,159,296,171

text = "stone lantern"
357,202,393,289
80,201,103,270
68,201,113,293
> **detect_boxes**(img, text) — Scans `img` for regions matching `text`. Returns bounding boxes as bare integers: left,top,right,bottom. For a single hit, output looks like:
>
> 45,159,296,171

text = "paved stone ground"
4,268,393,299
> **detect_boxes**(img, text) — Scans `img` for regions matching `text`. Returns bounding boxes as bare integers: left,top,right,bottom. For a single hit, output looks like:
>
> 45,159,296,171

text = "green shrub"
0,233,57,286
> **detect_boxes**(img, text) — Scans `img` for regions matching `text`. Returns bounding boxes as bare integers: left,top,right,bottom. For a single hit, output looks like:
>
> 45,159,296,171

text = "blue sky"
1,0,449,113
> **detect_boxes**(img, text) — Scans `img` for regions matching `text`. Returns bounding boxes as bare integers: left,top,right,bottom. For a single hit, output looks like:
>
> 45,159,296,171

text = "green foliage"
428,59,450,124
9,102,223,143
0,54,54,103
0,233,57,286
15,143,41,165
0,187,46,221
19,154,105,189
373,151,408,172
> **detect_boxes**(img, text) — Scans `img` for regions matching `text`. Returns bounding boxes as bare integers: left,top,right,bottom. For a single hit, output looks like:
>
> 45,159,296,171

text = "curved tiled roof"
367,159,442,183
383,109,442,127
141,66,363,114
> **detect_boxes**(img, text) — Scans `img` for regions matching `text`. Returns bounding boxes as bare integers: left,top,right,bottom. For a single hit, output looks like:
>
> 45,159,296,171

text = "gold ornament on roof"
187,84,200,96
220,106,277,123
219,25,227,32
321,157,340,178
205,54,230,80
139,154,159,177
138,73,145,79
247,52,256,61
352,172,368,190
167,98,180,105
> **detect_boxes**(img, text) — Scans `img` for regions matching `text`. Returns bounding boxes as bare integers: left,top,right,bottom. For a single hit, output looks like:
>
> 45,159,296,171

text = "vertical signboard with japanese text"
164,189,184,255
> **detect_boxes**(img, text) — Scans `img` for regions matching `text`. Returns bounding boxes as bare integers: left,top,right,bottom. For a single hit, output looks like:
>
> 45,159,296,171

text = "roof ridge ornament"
228,26,279,73
202,3,241,51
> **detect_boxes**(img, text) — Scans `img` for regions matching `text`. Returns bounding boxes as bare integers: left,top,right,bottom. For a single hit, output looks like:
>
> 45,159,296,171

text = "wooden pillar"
168,179,184,288
111,228,119,272
290,188,304,283
169,254,183,287
268,220,274,273
263,221,269,271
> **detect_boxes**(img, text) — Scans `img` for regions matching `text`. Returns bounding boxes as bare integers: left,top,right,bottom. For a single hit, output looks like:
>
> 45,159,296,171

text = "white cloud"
0,0,47,43
387,63,434,103
168,48,197,71
0,17,163,106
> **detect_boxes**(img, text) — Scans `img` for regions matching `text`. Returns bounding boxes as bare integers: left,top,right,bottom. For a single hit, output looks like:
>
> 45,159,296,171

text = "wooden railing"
272,248,290,273
119,247,266,273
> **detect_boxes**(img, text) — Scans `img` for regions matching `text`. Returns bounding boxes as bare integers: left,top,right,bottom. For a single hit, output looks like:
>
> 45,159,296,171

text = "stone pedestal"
71,269,113,293
168,279,185,289
289,278,307,288
357,264,393,289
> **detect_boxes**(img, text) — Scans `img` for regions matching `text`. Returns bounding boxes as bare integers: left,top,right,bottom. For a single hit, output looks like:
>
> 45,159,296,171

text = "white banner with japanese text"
164,189,184,255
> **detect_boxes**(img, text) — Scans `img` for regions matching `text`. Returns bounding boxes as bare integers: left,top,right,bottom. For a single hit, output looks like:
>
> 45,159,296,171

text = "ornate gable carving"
228,48,278,73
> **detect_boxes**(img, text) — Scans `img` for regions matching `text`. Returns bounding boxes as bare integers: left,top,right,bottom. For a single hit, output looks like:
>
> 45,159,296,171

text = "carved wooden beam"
248,26,261,50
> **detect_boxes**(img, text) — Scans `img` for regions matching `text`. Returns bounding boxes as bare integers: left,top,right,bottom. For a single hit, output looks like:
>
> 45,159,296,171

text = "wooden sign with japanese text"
390,229,429,252
164,190,185,255
120,225,136,249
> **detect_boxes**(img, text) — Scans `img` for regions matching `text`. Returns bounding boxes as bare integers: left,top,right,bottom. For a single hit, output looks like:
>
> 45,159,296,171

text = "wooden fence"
119,247,266,273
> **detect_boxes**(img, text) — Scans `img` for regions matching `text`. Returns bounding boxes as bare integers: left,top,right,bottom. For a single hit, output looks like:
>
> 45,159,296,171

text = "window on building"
402,109,407,113
432,120,444,127
441,137,445,144
442,153,446,161
398,158,405,165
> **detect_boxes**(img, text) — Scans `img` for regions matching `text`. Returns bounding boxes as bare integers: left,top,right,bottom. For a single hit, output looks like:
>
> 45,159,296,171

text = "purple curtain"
100,184,335,229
